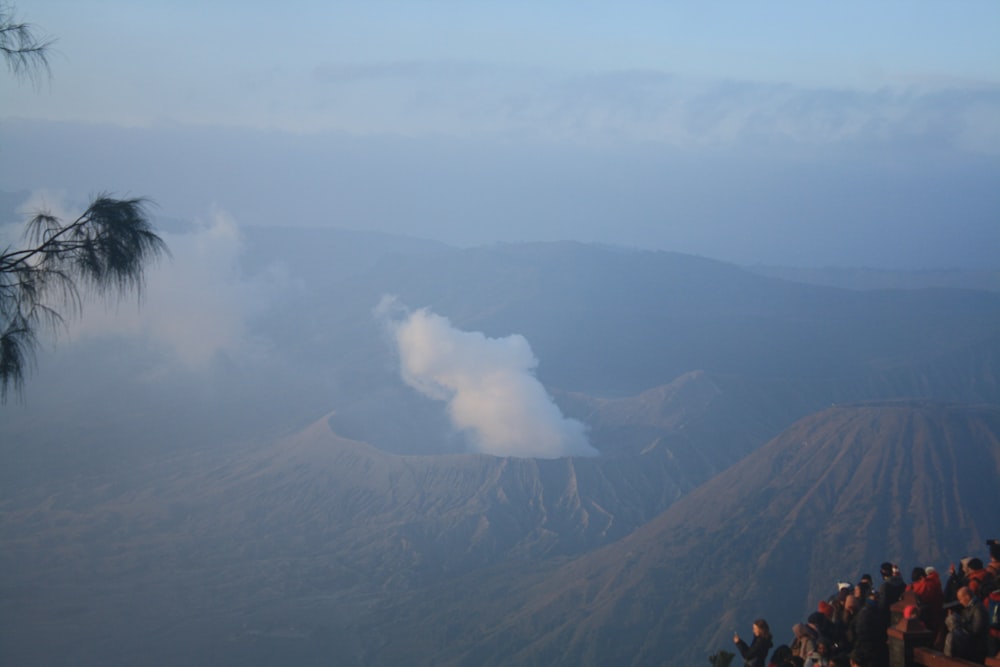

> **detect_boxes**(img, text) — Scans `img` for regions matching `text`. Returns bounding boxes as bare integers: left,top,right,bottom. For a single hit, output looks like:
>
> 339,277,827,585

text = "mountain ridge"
360,400,1000,666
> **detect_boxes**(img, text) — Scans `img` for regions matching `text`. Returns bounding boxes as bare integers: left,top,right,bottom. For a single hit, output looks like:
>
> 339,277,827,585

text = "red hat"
818,601,834,616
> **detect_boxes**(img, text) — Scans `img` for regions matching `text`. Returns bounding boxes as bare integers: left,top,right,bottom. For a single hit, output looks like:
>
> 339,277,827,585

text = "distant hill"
258,237,1000,464
746,265,1000,292
352,242,1000,393
228,236,1000,395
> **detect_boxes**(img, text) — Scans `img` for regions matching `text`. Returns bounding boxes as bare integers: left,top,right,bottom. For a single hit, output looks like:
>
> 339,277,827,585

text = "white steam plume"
376,296,595,459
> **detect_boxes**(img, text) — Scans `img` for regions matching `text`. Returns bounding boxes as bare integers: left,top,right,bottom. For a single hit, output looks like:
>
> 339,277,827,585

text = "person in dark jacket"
851,598,889,667
876,561,905,624
945,557,972,603
734,618,774,667
848,648,873,667
841,593,862,653
767,644,793,667
988,541,1000,585
985,589,1000,659
945,586,988,662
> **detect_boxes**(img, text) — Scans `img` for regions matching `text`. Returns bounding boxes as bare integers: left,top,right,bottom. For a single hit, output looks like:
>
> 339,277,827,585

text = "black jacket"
735,635,772,667
878,575,906,620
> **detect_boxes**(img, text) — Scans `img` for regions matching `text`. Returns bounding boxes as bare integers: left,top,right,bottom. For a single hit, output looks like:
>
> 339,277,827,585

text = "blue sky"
2,1,999,267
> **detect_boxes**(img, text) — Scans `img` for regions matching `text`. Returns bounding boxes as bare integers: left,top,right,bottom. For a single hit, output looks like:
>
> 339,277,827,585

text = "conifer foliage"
1,198,168,400
1,4,168,401
0,1,51,82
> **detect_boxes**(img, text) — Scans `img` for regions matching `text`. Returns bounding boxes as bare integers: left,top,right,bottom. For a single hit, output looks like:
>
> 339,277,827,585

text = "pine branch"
0,196,169,402
0,4,54,84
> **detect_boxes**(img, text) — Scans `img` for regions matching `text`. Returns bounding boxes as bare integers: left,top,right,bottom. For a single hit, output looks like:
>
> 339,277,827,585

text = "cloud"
376,296,595,459
307,62,1000,154
18,197,291,369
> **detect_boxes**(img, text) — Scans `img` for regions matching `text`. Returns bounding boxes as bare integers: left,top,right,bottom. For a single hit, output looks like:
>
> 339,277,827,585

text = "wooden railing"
912,646,1000,667
887,595,999,667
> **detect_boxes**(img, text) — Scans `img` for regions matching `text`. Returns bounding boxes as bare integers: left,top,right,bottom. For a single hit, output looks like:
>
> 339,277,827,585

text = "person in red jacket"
910,567,945,649
988,541,1000,583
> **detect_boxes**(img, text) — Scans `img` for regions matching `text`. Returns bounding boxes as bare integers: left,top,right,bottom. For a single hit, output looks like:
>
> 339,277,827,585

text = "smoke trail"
376,296,595,458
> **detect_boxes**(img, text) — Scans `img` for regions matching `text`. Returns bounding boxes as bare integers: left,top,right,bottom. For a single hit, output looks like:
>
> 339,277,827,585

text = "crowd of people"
731,541,1000,667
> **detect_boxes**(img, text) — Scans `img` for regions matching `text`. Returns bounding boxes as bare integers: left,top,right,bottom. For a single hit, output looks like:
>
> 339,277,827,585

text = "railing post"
887,597,933,667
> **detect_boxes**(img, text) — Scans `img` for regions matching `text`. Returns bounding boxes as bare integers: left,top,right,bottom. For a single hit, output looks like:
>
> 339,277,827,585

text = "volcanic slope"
372,400,1000,667
0,413,707,667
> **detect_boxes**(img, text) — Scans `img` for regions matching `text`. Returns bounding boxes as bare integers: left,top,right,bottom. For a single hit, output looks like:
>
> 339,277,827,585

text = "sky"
2,0,999,268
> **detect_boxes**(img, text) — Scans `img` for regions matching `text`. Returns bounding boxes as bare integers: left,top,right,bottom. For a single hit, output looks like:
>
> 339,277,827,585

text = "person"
828,583,852,616
966,558,994,598
848,648,871,667
819,599,846,653
944,586,988,662
945,557,972,603
851,597,889,667
853,580,871,607
988,541,1000,584
841,593,861,653
734,618,773,667
803,637,833,667
768,644,793,667
876,562,905,624
791,621,819,662
910,566,945,649
985,587,1000,659
808,610,834,644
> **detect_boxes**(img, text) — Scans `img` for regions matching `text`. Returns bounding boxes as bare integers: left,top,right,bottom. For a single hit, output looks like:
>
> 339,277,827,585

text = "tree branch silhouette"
1,4,169,402
1,197,169,401
0,2,52,85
